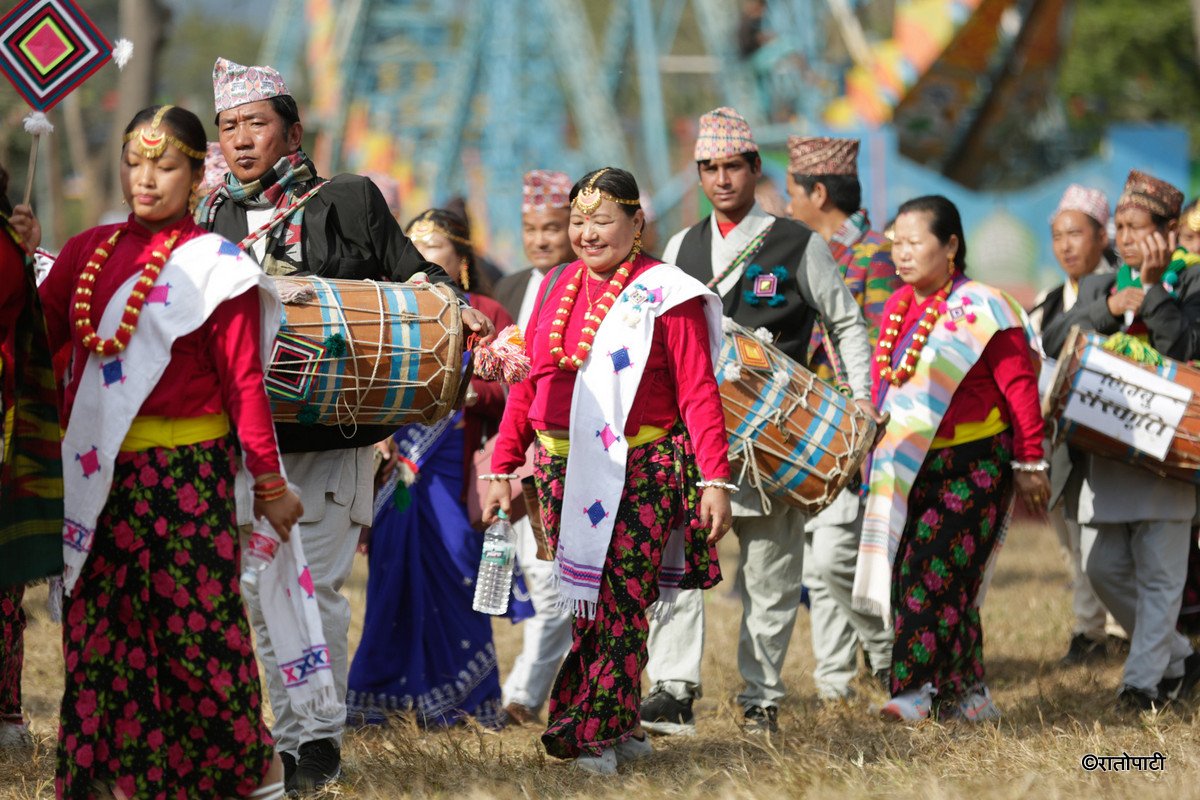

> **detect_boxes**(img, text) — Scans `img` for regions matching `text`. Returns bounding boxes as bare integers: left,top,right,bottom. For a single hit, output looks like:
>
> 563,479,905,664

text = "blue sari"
346,413,532,728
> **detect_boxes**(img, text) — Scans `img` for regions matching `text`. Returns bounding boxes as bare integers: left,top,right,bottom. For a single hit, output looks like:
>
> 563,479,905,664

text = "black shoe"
1061,633,1105,666
280,751,297,787
1158,651,1200,703
742,704,778,734
1117,685,1162,712
639,689,696,736
288,737,341,794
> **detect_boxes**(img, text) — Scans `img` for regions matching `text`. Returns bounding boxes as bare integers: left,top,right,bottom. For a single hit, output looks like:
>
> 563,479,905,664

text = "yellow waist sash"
930,406,1008,449
120,413,231,452
536,424,669,457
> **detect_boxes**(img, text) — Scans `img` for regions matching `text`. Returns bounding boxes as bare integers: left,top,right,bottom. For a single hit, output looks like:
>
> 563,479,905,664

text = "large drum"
1043,325,1200,483
265,277,465,427
715,319,877,515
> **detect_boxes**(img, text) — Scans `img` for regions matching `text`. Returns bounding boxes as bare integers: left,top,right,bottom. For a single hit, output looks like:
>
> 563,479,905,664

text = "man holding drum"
643,107,881,734
1042,169,1200,712
784,136,899,702
197,58,493,793
493,171,576,727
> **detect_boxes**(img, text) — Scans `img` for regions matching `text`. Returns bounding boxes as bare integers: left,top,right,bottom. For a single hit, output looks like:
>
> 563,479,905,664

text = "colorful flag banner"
0,0,112,111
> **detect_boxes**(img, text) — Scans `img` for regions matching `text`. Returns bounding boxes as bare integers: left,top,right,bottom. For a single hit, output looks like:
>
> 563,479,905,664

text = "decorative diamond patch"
609,346,632,373
753,274,779,297
596,424,620,451
100,357,124,387
648,286,664,303
145,284,171,305
585,500,608,527
264,333,326,402
76,446,99,478
218,239,241,258
0,0,113,112
734,334,771,370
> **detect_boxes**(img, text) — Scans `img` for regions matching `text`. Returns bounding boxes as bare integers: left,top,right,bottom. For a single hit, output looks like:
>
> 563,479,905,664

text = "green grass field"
3,521,1198,799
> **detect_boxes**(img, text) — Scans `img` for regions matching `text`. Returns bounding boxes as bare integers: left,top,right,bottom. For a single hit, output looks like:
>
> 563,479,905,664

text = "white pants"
803,498,891,699
1081,520,1194,692
242,448,371,756
1050,504,1122,640
646,503,807,709
501,516,572,711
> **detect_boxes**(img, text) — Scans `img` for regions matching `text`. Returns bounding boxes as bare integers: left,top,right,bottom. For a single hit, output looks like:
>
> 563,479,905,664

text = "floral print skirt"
534,425,720,759
56,436,274,799
1,583,24,725
890,431,1013,706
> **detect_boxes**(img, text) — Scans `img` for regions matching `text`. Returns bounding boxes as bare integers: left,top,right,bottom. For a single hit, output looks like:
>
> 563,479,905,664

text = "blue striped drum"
715,319,876,515
265,277,465,427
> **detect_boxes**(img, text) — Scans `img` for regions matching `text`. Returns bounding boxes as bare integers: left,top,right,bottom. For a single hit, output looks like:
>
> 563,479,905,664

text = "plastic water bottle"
241,520,280,588
472,511,516,615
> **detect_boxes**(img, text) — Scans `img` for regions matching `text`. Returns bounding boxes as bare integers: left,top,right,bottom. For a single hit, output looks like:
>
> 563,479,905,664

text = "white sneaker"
0,720,32,749
950,685,1001,722
880,683,936,721
573,748,617,775
613,733,653,765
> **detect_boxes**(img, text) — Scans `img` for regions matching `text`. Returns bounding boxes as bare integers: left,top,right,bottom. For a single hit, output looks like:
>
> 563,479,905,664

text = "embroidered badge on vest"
743,265,788,307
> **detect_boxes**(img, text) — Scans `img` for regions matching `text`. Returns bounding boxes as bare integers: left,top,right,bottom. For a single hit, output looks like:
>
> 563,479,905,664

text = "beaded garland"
71,226,181,357
875,277,955,387
548,253,639,371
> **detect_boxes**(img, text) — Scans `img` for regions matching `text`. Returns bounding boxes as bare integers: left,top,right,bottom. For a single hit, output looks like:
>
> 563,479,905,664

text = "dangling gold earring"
630,231,643,262
947,252,956,275
459,258,470,291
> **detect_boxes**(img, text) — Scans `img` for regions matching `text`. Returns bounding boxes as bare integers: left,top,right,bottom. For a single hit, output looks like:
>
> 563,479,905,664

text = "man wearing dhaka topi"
197,57,493,794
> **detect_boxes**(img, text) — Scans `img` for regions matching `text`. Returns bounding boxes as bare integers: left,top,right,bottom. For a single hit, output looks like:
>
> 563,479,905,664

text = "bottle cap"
498,509,509,520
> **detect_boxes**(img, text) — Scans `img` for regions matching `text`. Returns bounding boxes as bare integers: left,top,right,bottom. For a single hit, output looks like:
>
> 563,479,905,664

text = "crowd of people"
1,54,1199,796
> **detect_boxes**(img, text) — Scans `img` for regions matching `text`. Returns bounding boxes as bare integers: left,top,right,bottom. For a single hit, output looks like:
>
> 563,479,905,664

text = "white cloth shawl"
556,263,722,619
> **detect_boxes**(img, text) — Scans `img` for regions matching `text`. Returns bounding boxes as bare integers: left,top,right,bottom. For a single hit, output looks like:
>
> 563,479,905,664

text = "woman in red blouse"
38,105,300,800
853,195,1049,724
483,168,732,774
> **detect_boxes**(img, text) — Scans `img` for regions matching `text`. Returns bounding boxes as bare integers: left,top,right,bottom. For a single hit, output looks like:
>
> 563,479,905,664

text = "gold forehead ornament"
572,168,641,215
122,105,206,161
407,215,473,248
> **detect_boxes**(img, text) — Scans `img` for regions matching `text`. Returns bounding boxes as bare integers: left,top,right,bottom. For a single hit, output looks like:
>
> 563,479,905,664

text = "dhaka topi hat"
1053,184,1110,228
786,136,859,177
1117,169,1184,220
213,57,290,115
523,170,572,214
694,107,758,162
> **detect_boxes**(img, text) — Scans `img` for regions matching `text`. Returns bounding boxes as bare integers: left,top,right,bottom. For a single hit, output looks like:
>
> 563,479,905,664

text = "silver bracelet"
697,479,738,492
1010,460,1049,473
478,472,519,481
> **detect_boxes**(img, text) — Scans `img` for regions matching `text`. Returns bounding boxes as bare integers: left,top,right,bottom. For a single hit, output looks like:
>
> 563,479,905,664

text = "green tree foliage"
1058,0,1200,151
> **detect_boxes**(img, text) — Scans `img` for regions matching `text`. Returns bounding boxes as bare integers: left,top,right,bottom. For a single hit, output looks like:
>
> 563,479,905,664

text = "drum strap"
530,261,572,326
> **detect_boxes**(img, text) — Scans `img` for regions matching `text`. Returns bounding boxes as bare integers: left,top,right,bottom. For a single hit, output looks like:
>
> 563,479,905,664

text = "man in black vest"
493,171,575,725
198,57,492,794
641,107,880,735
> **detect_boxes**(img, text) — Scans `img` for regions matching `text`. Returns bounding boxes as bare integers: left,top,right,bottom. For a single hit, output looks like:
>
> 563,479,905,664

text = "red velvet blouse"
492,256,731,480
39,215,282,477
872,284,1044,462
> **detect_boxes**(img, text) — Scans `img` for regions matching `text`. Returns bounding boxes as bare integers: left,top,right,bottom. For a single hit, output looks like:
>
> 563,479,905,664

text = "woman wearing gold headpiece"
482,168,732,774
38,105,301,799
345,208,531,729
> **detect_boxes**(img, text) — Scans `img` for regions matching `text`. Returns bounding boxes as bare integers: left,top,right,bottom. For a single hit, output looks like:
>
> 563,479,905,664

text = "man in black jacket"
199,57,492,793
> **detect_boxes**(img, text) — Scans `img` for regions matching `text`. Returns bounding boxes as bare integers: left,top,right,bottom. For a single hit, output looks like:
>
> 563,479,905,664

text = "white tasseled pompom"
771,369,789,387
23,112,53,136
754,326,773,343
722,362,742,383
721,316,737,334
112,39,134,70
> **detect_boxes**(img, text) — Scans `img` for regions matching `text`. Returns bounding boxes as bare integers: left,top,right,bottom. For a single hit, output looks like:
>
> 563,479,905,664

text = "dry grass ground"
4,520,1199,799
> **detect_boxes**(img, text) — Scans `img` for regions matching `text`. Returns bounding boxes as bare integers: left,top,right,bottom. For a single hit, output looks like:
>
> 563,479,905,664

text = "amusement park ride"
258,0,1071,264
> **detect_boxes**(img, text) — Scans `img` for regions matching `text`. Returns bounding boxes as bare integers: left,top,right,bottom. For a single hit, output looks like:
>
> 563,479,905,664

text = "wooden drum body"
1043,326,1200,483
265,277,465,427
715,320,876,515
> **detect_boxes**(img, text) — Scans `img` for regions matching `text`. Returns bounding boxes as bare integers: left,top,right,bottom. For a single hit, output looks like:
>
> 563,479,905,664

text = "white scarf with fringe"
555,262,721,620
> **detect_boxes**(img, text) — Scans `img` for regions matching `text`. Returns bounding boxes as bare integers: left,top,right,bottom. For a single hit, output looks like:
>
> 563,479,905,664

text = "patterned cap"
786,136,859,176
1117,169,1184,219
694,107,758,162
522,170,572,214
1052,184,1109,227
198,142,228,197
213,57,290,115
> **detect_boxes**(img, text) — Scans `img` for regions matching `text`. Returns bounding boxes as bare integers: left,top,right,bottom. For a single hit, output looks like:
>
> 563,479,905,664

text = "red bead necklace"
875,277,955,387
71,226,182,357
548,255,637,371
